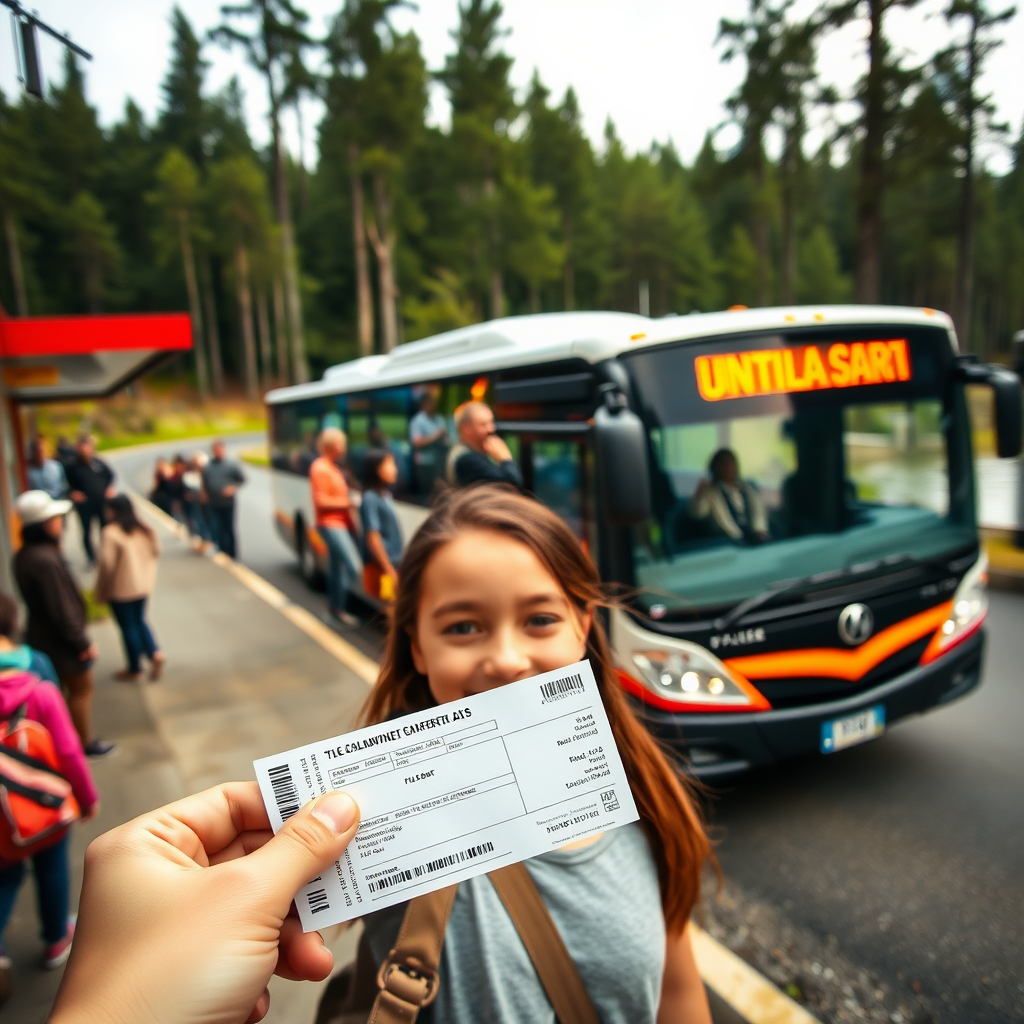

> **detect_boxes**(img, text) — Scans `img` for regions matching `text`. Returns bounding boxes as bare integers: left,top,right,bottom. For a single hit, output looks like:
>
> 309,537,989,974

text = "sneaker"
43,919,75,970
329,608,360,628
85,739,118,759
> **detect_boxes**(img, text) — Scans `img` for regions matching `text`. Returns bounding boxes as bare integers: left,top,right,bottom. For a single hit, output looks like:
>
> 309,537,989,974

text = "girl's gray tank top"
362,822,665,1024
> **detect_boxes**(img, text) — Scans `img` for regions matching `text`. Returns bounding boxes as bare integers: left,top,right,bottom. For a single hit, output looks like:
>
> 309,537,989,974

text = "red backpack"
0,695,80,861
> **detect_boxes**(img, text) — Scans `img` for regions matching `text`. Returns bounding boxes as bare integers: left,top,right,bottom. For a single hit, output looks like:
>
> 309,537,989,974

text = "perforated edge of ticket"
254,659,639,930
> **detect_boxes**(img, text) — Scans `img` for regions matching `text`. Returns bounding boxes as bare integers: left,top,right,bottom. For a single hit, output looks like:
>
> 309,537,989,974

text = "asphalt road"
107,437,1024,1024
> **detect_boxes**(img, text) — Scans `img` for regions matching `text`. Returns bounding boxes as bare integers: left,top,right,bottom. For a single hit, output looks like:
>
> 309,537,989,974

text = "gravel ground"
701,875,938,1024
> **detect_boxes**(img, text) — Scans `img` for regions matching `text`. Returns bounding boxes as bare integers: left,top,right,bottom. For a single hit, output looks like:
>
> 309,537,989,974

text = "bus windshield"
622,326,976,617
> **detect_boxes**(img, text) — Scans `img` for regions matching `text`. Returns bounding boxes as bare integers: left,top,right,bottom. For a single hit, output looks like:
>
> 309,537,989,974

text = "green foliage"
0,0,1021,386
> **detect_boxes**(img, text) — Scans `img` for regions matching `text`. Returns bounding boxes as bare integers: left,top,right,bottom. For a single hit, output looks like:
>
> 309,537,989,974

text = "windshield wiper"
712,553,924,632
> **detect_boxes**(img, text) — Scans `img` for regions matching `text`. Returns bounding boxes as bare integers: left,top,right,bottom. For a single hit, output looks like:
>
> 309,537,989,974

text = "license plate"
821,705,885,754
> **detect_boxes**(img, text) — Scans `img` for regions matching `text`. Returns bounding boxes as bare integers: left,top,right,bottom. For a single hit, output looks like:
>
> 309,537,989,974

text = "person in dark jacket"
64,435,116,564
201,440,246,559
446,401,523,489
12,490,116,759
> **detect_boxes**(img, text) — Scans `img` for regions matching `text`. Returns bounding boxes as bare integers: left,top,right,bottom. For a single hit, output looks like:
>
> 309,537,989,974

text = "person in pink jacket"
0,593,98,986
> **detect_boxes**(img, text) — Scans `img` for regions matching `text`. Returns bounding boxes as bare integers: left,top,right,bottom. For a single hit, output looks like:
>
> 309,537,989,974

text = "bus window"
270,397,331,476
346,388,414,495
529,440,584,538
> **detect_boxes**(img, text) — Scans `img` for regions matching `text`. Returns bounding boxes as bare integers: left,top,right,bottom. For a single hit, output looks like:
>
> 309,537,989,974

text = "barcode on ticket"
539,672,584,702
367,842,496,894
307,888,330,915
268,764,300,820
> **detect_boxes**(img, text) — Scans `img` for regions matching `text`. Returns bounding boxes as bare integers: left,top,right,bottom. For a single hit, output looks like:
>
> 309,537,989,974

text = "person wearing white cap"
12,490,116,759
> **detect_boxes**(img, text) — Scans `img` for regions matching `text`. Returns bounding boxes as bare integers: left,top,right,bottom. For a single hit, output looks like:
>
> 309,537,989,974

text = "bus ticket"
253,659,639,930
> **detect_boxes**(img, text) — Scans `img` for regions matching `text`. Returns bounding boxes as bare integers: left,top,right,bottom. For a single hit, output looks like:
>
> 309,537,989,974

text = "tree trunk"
780,132,798,305
234,243,259,401
273,273,290,382
563,211,575,311
753,146,770,307
177,208,208,402
529,283,540,313
367,170,398,353
269,97,307,383
256,288,273,390
349,142,374,357
485,176,503,319
953,13,979,351
84,256,102,314
2,206,28,315
202,258,225,397
855,0,886,304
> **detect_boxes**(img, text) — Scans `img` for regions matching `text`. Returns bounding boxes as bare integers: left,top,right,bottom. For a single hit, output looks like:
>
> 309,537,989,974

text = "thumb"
244,791,360,905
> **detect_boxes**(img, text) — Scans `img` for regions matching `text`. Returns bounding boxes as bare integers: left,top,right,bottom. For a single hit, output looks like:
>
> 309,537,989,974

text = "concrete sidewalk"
3,510,369,1023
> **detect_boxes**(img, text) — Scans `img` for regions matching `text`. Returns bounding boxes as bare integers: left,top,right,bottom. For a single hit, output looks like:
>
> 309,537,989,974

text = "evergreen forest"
1,0,1022,397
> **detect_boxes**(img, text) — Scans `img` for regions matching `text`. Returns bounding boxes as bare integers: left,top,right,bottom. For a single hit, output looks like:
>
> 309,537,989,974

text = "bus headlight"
610,609,772,712
920,553,988,665
618,646,770,712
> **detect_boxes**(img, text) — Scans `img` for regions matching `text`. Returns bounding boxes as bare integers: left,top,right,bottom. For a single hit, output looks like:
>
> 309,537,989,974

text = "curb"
131,489,822,1024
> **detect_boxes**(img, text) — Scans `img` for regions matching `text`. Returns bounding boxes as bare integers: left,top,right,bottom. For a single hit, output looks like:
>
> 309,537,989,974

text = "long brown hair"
361,485,713,934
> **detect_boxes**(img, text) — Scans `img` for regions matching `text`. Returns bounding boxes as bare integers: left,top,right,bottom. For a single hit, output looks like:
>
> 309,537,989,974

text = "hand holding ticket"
254,659,638,930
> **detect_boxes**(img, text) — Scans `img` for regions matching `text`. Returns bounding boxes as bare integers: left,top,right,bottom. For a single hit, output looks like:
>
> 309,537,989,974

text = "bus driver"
689,448,769,545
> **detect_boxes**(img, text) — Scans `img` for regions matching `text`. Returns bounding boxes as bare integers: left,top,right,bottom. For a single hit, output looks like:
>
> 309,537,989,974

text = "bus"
266,306,1020,775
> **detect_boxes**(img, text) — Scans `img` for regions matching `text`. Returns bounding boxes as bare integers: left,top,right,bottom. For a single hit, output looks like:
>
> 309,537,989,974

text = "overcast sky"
1,0,1021,173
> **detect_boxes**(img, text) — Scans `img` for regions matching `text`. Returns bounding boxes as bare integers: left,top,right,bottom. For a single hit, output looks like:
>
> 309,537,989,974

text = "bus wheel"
296,518,324,590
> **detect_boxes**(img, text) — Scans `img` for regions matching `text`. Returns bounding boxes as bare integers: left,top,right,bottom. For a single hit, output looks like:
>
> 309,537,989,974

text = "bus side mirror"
594,403,651,527
956,359,1022,458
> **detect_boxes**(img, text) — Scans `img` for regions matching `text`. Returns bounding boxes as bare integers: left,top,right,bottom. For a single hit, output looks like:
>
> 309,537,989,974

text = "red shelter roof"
0,312,192,402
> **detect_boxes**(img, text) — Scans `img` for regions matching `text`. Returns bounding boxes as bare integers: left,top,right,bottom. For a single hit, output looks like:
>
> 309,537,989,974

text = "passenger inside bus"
408,388,449,496
446,401,524,489
688,448,769,545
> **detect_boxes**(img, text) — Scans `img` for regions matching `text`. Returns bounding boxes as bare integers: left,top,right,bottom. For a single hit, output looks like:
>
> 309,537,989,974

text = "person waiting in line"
0,594,98,986
445,401,523,489
689,447,769,545
180,451,210,548
64,435,116,565
11,491,116,759
360,448,403,601
27,437,68,500
310,427,361,627
0,593,98,985
150,458,177,517
409,388,448,495
94,495,165,684
201,440,246,559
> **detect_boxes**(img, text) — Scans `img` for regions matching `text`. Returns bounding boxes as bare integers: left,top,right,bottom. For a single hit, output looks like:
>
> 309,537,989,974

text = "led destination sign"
695,339,911,402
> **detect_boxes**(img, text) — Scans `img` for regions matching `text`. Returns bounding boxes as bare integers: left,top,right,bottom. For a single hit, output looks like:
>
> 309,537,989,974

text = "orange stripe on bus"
307,526,328,557
723,601,953,682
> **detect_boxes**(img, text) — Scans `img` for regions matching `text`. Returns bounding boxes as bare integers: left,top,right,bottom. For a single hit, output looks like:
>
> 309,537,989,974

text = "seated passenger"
689,448,769,544
445,401,523,489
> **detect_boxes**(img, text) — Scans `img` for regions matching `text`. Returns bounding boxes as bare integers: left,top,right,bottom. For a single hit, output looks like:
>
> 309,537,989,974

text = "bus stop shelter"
0,308,192,590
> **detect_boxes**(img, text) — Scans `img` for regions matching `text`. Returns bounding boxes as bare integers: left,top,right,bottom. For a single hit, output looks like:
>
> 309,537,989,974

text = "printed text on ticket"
253,659,639,930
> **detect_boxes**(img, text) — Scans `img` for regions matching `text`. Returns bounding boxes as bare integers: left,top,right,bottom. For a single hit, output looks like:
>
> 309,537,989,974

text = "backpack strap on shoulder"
488,862,601,1024
370,883,458,1023
3,701,28,729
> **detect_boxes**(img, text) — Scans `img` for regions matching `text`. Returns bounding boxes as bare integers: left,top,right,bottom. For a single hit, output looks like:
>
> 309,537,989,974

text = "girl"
359,485,714,1024
360,448,403,601
94,495,165,682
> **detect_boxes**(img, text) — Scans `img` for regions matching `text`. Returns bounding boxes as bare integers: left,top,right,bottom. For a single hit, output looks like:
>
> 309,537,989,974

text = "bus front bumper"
635,630,986,777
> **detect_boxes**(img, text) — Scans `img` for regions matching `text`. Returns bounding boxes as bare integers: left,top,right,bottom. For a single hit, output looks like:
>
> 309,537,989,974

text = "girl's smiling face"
410,529,591,705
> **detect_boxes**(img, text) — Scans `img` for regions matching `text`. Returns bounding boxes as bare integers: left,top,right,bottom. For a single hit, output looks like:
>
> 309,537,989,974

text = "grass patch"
31,381,266,453
240,445,270,467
